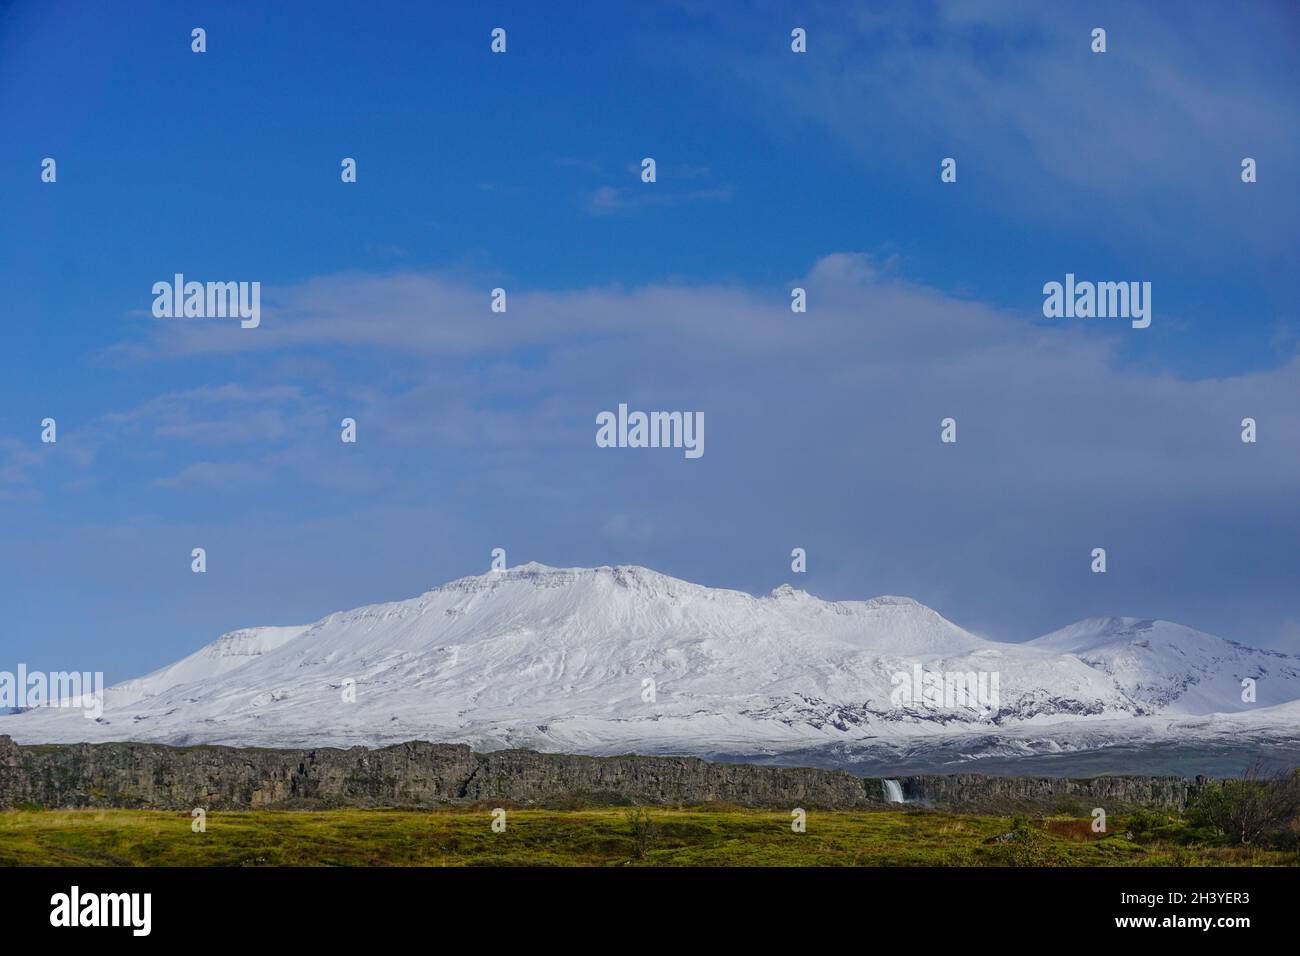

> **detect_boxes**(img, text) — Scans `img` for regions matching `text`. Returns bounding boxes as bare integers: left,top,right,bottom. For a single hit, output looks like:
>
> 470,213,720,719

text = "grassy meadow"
2,805,1297,867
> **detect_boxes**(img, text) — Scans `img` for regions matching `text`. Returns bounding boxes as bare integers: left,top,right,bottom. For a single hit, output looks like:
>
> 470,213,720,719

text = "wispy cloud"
153,460,272,490
663,0,1299,261
24,254,1293,649
583,183,735,216
0,436,42,500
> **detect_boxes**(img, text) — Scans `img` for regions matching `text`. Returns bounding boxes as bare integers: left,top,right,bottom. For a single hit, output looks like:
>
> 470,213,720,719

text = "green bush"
1125,808,1183,843
1186,766,1300,847
624,806,658,860
988,818,1068,866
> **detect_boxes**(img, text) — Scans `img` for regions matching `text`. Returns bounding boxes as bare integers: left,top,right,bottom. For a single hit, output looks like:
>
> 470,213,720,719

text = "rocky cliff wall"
0,735,1195,811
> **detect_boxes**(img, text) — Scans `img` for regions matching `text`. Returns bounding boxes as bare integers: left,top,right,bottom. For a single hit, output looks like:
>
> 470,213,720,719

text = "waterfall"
882,779,905,804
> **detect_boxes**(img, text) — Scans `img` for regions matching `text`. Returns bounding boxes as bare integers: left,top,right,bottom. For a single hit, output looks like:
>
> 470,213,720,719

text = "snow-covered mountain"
1030,617,1300,714
109,625,310,707
4,564,1298,768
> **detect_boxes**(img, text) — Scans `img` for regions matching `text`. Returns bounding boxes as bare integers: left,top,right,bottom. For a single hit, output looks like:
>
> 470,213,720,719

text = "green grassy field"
2,806,1297,866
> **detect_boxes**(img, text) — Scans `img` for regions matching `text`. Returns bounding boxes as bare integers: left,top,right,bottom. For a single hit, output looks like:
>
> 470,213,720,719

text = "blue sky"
1,0,1298,682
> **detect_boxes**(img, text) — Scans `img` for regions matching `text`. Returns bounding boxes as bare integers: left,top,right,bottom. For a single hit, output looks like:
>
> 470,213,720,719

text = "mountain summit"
1030,616,1300,714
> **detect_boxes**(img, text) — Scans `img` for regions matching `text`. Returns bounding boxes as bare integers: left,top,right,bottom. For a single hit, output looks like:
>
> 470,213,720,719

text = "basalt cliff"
0,735,1197,812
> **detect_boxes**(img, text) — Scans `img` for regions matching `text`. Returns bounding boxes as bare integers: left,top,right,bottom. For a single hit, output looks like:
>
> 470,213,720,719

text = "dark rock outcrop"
0,735,1197,812
0,736,869,810
894,772,1194,812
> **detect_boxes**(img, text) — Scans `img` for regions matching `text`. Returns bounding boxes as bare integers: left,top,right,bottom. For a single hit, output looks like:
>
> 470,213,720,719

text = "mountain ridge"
4,563,1297,768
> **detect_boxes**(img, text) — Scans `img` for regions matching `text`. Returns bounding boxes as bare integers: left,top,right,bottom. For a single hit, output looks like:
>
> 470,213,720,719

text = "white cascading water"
882,779,905,803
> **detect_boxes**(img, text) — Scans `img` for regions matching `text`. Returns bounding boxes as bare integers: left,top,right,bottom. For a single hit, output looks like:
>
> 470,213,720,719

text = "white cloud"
31,253,1300,649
